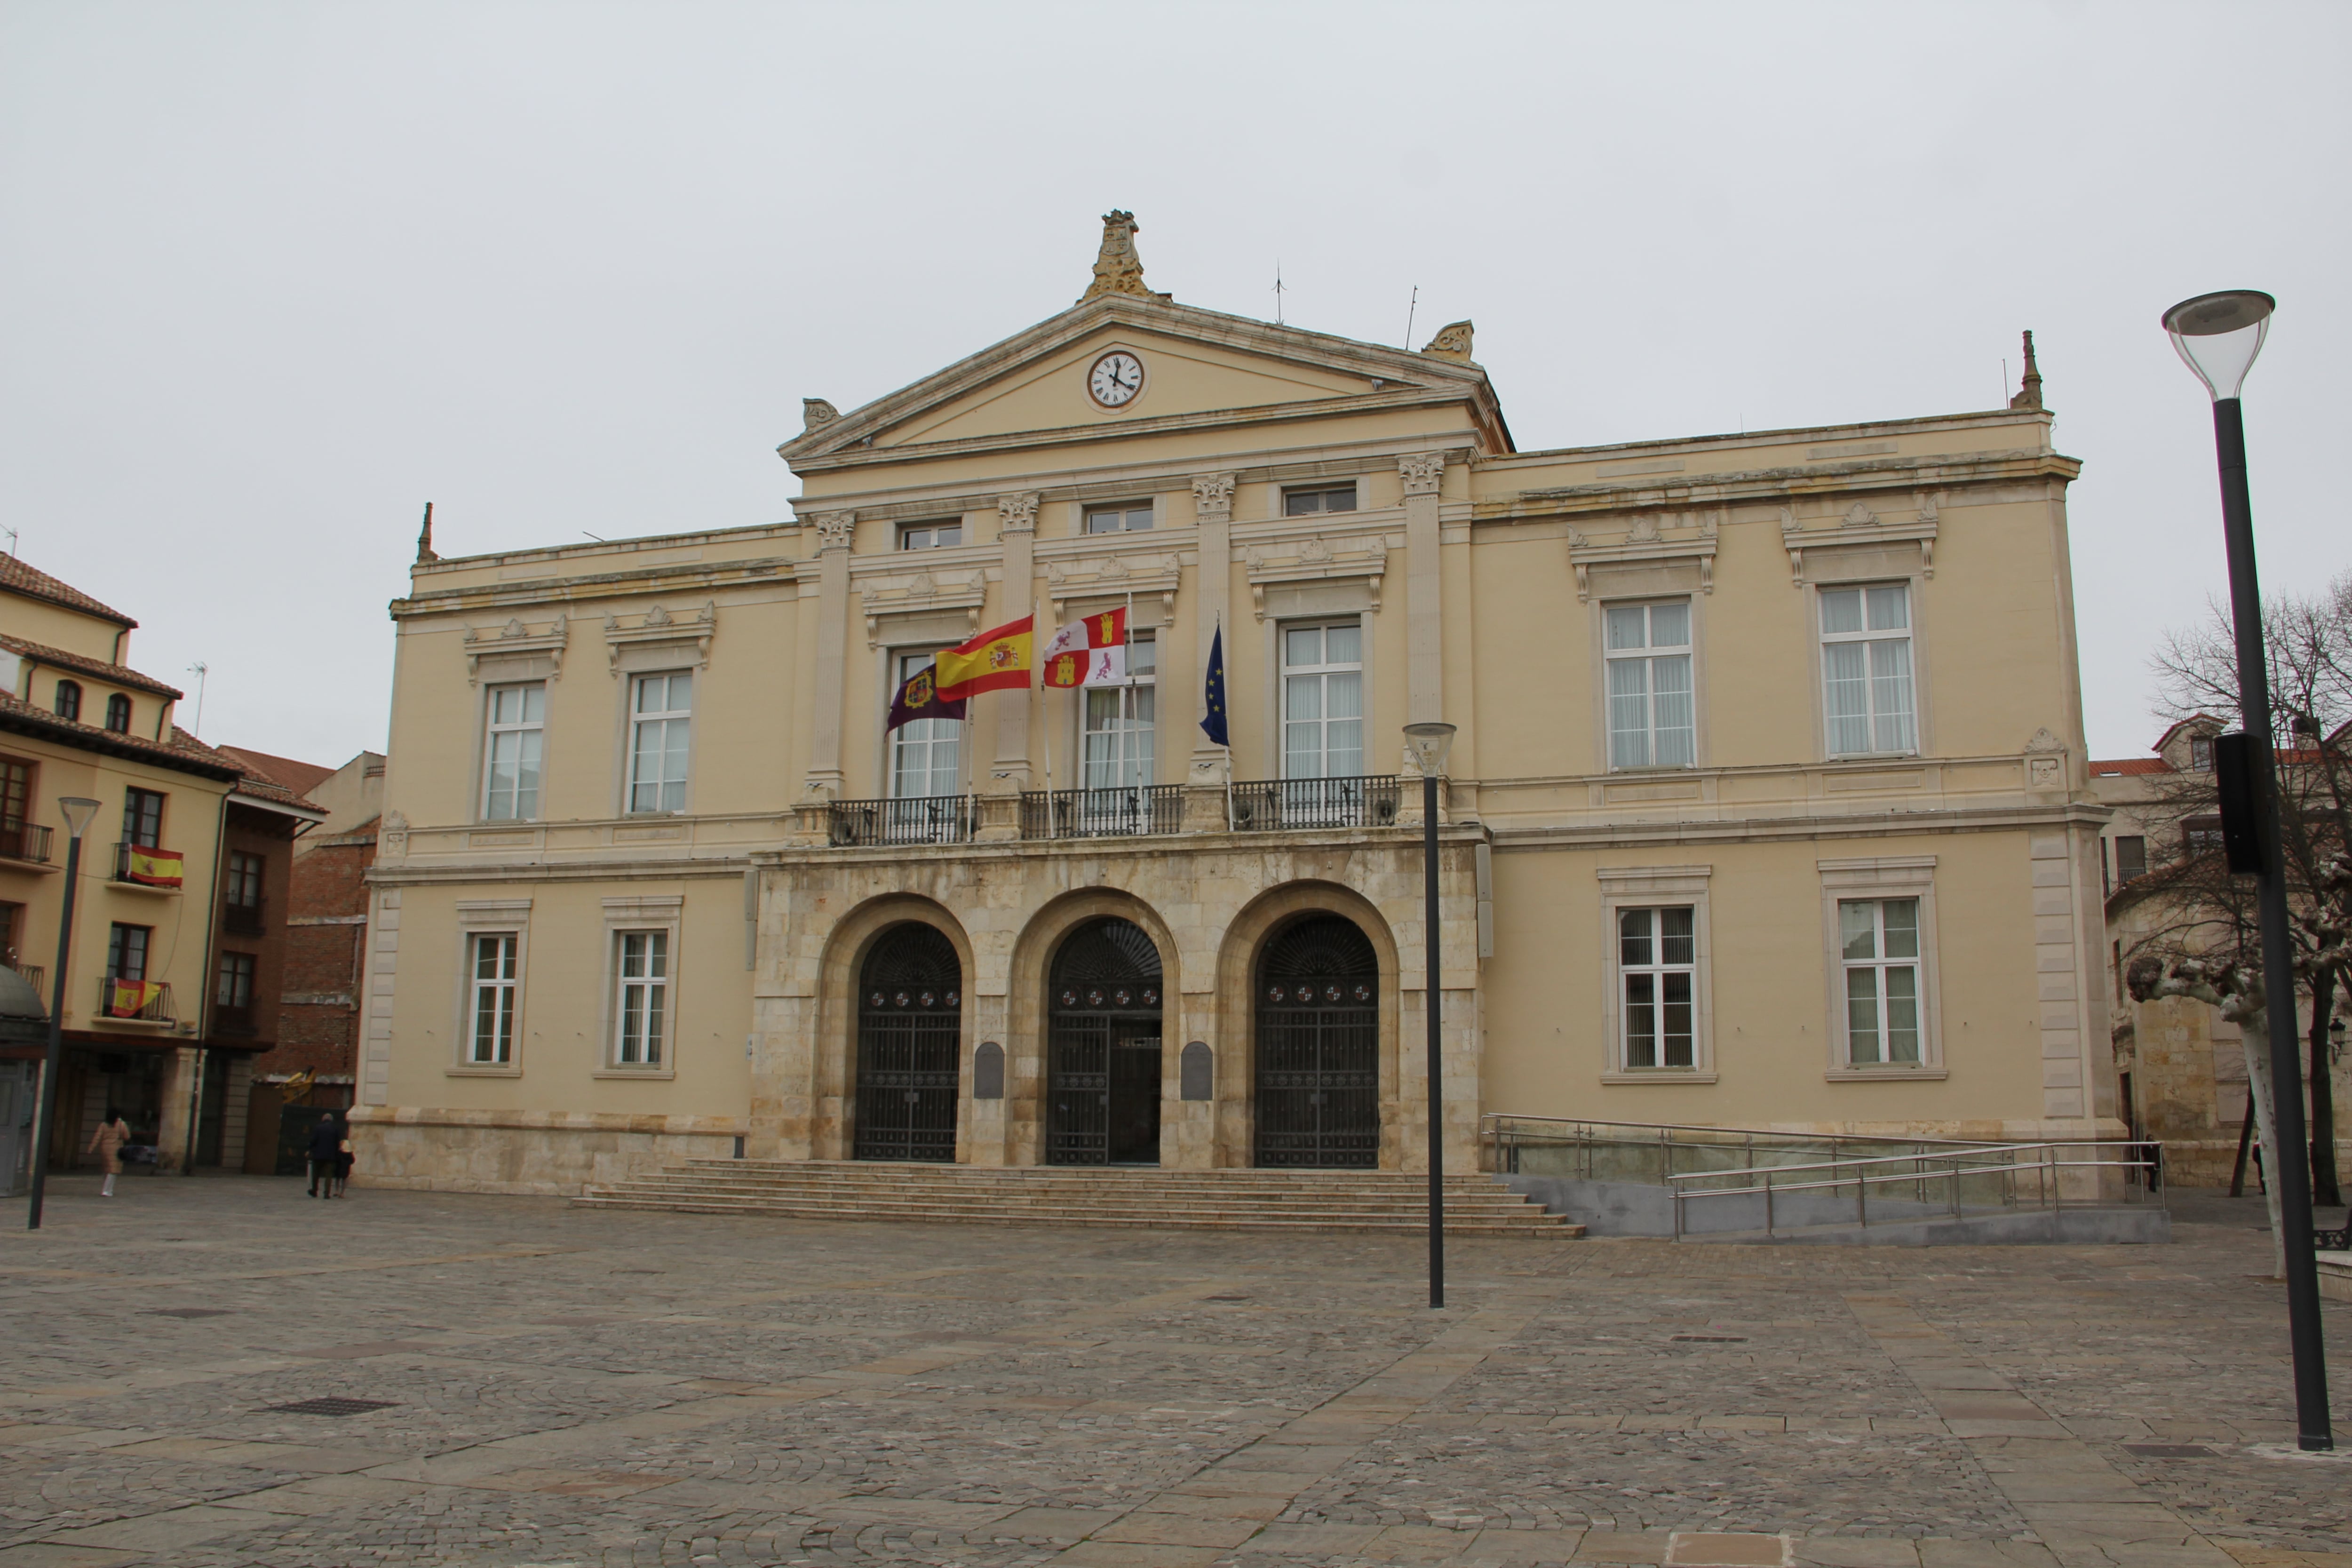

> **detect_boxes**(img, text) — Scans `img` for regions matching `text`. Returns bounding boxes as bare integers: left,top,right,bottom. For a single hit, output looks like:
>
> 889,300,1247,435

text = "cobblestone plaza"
2,1178,2348,1568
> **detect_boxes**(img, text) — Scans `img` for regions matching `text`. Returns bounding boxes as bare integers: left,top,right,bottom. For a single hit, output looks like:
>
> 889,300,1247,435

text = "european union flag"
1200,623,1228,747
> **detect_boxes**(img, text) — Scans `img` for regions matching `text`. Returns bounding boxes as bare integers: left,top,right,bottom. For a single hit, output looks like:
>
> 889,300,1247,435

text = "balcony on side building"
112,842,186,890
95,977,174,1025
212,1002,257,1040
9,963,44,995
222,897,265,937
0,823,53,865
826,794,983,848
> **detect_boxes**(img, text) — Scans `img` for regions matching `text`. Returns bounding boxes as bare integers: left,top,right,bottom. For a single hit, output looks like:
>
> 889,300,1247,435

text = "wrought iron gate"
1047,918,1164,1165
1254,915,1380,1168
853,923,961,1162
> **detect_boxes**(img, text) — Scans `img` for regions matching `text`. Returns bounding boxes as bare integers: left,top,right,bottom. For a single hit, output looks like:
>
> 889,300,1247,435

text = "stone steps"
574,1161,1584,1236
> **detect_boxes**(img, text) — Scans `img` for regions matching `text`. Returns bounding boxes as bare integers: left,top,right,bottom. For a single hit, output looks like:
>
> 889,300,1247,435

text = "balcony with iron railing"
112,842,185,890
222,899,265,937
826,794,982,848
8,963,43,995
95,977,174,1025
1020,785,1183,841
1230,775,1400,832
212,1002,257,1039
0,822,53,865
813,776,1409,851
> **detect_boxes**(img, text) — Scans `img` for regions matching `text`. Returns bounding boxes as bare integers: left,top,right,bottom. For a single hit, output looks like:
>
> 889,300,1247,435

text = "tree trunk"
2312,971,2342,1208
2243,1010,2290,1278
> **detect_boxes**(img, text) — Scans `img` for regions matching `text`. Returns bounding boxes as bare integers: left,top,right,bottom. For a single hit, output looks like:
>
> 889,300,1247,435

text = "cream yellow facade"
358,218,2114,1194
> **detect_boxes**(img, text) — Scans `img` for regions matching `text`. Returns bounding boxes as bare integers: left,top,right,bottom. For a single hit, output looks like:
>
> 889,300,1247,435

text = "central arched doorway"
1047,918,1164,1165
853,922,961,1162
1254,914,1380,1168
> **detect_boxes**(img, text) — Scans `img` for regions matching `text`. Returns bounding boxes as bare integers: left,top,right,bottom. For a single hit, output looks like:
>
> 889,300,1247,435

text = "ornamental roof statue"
1079,210,1172,304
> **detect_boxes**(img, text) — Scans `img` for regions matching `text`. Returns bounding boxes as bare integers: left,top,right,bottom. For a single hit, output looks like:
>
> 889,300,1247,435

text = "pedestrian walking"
332,1127,354,1198
306,1111,342,1197
87,1108,130,1198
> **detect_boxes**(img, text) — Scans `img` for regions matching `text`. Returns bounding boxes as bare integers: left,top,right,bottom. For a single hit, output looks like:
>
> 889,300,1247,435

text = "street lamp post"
28,796,102,1231
1403,721,1457,1310
2163,289,2331,1452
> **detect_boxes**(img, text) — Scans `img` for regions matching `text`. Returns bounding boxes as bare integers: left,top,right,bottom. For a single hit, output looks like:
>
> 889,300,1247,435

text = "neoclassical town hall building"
355,215,2111,1193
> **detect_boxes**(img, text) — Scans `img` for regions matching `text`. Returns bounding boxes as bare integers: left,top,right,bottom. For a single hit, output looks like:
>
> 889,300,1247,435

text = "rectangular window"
1604,601,1694,769
468,932,519,1065
1083,501,1153,534
1820,584,1916,756
1082,635,1156,790
1619,907,1696,1068
2190,735,2214,771
122,788,165,849
1840,898,1922,1065
2185,818,2224,855
1281,621,1363,780
898,519,963,550
1283,483,1358,517
890,651,961,798
215,951,256,1008
0,900,20,970
0,757,26,830
225,851,264,908
483,683,547,821
106,923,151,981
614,931,669,1066
2114,835,2147,887
627,671,692,814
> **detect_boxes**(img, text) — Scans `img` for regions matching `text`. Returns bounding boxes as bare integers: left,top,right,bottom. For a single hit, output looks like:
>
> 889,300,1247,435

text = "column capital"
1190,472,1235,523
996,492,1040,535
1398,453,1446,497
812,511,856,553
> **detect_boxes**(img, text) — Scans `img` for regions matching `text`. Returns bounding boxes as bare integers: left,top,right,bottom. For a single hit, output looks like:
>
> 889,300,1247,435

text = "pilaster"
804,512,854,798
989,493,1038,792
1400,453,1445,727
1188,472,1235,780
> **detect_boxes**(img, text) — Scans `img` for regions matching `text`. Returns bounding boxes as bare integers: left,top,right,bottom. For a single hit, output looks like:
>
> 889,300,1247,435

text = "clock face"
1088,350,1144,408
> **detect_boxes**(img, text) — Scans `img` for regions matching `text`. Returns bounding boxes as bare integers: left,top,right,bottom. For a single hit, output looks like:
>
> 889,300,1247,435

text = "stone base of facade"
2155,1137,2352,1189
349,1106,743,1196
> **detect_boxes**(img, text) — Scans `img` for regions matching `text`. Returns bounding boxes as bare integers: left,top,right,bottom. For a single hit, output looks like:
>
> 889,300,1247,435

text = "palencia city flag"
931,614,1034,701
122,846,183,888
1041,605,1128,689
884,662,967,733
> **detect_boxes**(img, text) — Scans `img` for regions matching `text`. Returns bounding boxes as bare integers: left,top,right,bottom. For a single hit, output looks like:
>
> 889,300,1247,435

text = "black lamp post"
28,796,101,1231
1403,720,1456,1310
2163,288,2331,1451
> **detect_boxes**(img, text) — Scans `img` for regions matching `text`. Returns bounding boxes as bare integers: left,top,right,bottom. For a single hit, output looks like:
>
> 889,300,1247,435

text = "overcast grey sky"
2,1,2345,767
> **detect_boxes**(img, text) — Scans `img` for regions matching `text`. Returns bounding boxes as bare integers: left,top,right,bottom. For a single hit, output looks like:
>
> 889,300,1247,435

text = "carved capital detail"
996,492,1040,535
1398,453,1446,497
1190,472,1235,523
813,511,855,553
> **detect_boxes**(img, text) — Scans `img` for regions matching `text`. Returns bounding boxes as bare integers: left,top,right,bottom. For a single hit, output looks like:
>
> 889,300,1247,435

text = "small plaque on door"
973,1041,1004,1100
1179,1041,1213,1102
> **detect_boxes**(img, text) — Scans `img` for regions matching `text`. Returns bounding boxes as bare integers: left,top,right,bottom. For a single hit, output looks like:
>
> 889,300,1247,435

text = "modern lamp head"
2162,290,2275,402
56,797,99,839
1402,721,1457,776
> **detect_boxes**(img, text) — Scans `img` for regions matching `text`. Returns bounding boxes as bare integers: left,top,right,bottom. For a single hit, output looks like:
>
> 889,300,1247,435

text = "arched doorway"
1255,914,1380,1168
853,923,961,1162
1047,918,1164,1165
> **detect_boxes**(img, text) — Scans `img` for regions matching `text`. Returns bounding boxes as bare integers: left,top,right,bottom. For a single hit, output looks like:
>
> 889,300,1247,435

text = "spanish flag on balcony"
931,615,1034,701
106,979,161,1018
124,846,183,888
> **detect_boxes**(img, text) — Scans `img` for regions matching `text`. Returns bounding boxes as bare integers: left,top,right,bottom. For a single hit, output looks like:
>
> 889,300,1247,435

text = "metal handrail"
1662,1140,2162,1240
1481,1113,2002,1147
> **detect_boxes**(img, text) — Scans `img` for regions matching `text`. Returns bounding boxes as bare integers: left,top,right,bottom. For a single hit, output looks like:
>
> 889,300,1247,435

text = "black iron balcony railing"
212,1002,256,1039
95,977,174,1024
1230,775,1401,832
1020,784,1183,841
0,823,53,864
828,794,980,848
223,899,265,936
9,963,43,995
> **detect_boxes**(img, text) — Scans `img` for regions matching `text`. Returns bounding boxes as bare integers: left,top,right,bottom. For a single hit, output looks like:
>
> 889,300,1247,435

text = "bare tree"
2129,574,2352,1208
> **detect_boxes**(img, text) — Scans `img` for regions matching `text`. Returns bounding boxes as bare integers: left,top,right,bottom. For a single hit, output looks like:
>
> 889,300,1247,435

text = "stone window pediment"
1780,494,1941,588
855,571,988,648
1044,552,1180,627
1567,511,1720,602
463,616,568,685
1243,534,1392,621
604,602,716,673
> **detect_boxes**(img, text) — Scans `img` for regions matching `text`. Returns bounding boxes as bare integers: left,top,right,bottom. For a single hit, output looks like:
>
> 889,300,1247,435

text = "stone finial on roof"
1421,320,1475,362
803,398,840,432
1079,210,1171,304
415,502,439,564
2010,330,2044,410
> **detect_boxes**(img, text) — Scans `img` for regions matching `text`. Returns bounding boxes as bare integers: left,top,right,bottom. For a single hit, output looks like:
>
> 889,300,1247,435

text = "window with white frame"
483,683,547,820
627,671,692,814
1283,483,1357,516
1605,601,1694,769
890,650,961,797
1839,897,1922,1065
1281,621,1363,780
612,930,669,1066
467,932,519,1065
898,518,962,550
1618,906,1696,1068
1820,584,1915,756
1083,501,1153,534
1082,635,1155,789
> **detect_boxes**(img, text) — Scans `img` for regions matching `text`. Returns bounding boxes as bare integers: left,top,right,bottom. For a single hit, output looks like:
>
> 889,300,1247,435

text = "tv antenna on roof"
1404,285,1419,349
186,661,209,738
0,527,16,557
1272,262,1286,326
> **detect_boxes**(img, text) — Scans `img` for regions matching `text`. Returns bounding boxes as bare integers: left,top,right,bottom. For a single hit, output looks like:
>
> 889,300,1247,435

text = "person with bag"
331,1127,354,1198
305,1111,342,1198
87,1108,130,1198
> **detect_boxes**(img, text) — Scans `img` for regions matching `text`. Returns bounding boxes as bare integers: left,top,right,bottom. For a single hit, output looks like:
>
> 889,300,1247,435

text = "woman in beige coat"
87,1108,130,1198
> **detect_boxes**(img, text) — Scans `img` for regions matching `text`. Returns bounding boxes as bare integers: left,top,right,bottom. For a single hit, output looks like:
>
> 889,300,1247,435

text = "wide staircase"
575,1160,1584,1236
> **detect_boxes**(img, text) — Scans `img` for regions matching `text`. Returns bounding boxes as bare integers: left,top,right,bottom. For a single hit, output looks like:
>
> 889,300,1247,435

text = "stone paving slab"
0,1178,2347,1566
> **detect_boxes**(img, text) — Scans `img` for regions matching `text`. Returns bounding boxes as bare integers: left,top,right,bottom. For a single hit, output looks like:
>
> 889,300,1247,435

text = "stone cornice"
1473,450,2079,524
1489,800,2112,852
391,558,796,622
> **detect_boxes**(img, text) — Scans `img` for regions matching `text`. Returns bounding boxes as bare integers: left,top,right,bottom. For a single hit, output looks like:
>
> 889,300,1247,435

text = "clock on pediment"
1088,350,1145,409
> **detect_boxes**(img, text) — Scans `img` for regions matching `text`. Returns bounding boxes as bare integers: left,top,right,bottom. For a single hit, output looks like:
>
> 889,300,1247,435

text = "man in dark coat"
306,1112,342,1198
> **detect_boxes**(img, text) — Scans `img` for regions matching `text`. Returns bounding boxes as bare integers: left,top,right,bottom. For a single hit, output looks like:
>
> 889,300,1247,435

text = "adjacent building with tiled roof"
0,553,135,629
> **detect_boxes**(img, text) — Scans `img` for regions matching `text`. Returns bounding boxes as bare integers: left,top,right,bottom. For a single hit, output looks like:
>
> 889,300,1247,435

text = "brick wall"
247,824,375,1087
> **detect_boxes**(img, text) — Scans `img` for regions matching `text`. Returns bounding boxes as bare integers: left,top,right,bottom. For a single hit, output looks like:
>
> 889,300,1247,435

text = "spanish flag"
932,615,1034,701
106,979,161,1018
124,846,183,888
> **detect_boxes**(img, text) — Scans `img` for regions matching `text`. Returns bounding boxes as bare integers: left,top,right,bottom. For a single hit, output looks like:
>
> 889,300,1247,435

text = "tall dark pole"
27,830,85,1230
1423,769,1444,1310
2213,394,2332,1451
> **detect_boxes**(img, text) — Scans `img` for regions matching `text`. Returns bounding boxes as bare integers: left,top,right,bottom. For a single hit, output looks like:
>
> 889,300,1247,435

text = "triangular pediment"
780,295,1507,470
